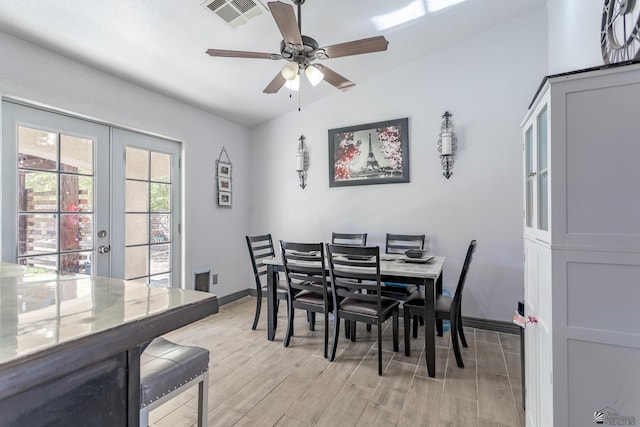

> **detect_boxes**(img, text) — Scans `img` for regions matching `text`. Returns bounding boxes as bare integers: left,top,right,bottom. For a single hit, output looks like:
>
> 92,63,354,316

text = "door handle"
98,245,111,254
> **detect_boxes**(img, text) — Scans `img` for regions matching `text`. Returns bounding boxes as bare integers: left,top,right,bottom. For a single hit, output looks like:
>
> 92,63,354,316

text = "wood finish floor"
152,296,525,427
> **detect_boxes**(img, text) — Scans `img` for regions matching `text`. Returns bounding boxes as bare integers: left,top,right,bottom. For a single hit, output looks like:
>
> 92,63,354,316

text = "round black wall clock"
601,0,640,64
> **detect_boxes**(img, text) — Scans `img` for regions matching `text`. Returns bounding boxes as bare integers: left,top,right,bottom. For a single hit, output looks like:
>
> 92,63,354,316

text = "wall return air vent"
202,0,268,29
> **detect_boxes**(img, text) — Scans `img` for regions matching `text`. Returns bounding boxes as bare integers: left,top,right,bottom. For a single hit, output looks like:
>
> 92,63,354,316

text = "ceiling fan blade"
206,49,281,60
268,1,303,49
263,72,287,94
319,36,389,59
313,64,355,92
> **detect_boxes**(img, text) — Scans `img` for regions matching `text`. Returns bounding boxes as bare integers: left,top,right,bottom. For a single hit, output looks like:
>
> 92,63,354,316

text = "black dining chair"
246,234,289,332
331,232,367,247
280,241,332,358
402,240,477,368
326,244,399,376
331,232,367,338
381,233,426,300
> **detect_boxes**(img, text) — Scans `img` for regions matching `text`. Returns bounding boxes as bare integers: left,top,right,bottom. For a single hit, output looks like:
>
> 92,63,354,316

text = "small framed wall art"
218,176,231,192
218,191,232,207
216,147,232,208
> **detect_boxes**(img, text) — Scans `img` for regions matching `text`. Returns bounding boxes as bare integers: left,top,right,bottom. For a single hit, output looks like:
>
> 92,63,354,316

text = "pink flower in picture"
377,126,403,170
334,132,361,180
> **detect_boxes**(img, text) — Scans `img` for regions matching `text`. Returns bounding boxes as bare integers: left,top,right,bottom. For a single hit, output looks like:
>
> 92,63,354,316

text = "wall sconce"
438,111,457,179
296,134,309,189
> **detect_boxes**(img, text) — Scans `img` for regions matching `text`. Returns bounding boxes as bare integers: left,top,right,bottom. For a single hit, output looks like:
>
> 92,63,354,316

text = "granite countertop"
0,262,218,367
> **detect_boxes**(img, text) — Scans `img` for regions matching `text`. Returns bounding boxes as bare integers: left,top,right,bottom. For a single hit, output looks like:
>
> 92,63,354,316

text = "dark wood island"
0,263,218,426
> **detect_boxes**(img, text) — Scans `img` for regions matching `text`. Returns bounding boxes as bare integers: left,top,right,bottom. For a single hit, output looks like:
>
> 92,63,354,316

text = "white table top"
264,253,444,279
0,262,217,367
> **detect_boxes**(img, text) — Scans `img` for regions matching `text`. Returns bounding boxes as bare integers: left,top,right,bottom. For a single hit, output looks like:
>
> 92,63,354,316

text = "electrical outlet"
211,273,218,285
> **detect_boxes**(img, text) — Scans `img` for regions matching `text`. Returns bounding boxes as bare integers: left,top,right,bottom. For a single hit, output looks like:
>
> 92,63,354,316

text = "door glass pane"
18,127,57,170
60,214,93,251
60,251,93,275
15,125,95,274
126,180,149,212
61,135,93,174
124,145,173,287
126,214,149,246
150,152,170,182
537,106,549,231
125,246,148,279
19,254,58,270
150,244,170,275
61,174,93,212
151,214,170,243
18,213,57,256
150,183,170,212
126,147,149,180
19,170,57,211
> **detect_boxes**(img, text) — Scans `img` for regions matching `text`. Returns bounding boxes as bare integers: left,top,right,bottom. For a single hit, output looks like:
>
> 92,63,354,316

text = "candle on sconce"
441,133,452,156
296,153,304,171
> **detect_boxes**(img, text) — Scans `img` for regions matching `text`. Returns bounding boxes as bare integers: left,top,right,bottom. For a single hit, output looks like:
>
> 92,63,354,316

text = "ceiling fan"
205,0,389,94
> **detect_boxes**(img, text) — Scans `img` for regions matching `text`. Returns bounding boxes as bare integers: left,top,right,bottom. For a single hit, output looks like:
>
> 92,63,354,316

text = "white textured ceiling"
0,0,545,127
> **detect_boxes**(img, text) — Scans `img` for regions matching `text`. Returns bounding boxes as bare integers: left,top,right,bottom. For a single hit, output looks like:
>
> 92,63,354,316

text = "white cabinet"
521,63,640,426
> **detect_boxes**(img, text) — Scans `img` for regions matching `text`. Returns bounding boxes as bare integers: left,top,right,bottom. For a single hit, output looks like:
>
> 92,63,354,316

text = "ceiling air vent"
202,0,268,29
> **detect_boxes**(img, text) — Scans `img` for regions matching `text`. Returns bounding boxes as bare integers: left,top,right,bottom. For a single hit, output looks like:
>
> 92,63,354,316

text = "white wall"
548,0,604,73
0,31,251,296
248,7,548,322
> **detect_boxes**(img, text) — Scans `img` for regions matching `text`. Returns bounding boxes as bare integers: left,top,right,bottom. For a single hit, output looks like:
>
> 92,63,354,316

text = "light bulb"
281,62,299,80
305,65,324,86
285,74,300,91
441,132,452,155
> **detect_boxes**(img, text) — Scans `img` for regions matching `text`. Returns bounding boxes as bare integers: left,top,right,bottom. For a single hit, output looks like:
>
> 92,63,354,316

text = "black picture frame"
328,117,409,187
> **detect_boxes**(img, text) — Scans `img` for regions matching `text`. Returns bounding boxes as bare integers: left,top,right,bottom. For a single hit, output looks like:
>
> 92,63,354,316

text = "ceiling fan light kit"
281,61,299,80
284,74,300,91
205,0,389,94
305,65,323,86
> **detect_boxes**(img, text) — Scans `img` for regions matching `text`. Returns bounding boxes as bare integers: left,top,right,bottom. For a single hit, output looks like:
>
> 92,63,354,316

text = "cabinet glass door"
523,98,550,238
537,106,549,231
525,126,534,228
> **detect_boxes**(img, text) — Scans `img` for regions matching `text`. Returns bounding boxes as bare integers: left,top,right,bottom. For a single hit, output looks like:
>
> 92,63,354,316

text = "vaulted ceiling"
0,0,545,127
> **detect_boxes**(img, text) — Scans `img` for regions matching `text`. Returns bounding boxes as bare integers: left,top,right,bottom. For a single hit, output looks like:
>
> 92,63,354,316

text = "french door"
111,129,181,287
1,101,181,286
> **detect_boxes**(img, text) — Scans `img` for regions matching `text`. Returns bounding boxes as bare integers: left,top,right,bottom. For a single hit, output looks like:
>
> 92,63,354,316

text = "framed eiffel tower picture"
328,118,410,187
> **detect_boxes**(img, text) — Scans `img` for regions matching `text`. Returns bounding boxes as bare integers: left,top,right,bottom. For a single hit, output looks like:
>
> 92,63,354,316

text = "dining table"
0,262,218,426
263,253,444,378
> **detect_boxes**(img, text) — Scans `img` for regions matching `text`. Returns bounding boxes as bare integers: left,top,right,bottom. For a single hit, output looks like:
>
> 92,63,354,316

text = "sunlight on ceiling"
426,0,468,13
372,1,426,31
372,0,469,31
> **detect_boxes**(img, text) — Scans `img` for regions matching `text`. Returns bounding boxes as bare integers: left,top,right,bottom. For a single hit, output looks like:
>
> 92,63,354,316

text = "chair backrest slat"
331,232,367,247
385,233,426,254
326,244,382,311
280,241,329,300
246,234,276,289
